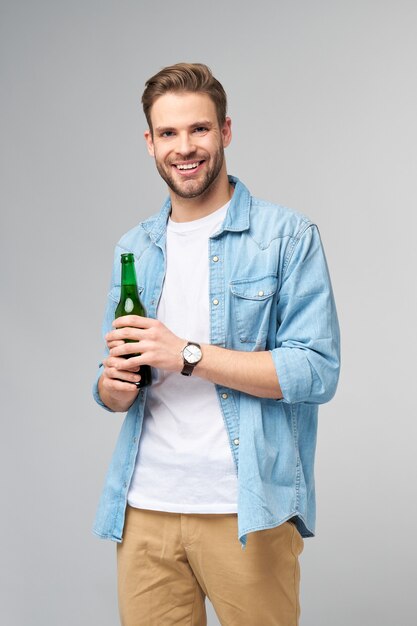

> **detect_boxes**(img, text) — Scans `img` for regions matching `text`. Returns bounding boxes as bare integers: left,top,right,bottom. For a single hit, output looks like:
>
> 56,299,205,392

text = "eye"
194,126,208,134
161,130,175,138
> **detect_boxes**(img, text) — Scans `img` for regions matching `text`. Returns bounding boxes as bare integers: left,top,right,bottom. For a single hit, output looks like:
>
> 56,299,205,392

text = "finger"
106,328,147,345
119,356,144,371
106,377,141,392
112,315,156,329
112,327,147,342
104,365,141,384
113,372,142,385
110,342,144,358
104,355,142,373
106,339,126,349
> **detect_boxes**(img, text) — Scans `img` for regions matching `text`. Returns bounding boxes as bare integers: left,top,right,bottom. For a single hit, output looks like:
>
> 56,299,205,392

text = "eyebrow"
154,120,213,133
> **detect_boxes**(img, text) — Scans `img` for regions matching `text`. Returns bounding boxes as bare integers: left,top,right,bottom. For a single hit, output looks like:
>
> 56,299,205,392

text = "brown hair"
142,63,227,131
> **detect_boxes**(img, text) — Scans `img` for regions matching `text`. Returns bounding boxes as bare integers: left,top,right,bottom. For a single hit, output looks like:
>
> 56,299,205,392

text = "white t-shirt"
127,202,238,513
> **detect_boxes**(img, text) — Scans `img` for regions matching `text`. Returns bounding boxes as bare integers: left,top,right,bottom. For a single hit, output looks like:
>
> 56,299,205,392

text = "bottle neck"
121,260,137,287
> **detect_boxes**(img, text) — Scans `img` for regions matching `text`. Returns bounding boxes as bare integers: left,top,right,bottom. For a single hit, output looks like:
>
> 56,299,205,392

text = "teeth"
176,162,200,170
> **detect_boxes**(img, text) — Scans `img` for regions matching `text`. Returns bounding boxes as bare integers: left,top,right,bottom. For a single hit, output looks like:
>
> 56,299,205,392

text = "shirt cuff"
92,364,115,412
270,348,312,404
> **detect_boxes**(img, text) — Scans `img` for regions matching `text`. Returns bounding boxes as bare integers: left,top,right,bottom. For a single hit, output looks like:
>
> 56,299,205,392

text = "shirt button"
221,393,228,399
233,438,240,446
123,481,128,488
133,437,137,443
212,255,219,262
258,290,264,297
213,298,219,305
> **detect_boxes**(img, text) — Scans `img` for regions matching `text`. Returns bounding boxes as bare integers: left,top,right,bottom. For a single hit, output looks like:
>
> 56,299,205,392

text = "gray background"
1,0,416,624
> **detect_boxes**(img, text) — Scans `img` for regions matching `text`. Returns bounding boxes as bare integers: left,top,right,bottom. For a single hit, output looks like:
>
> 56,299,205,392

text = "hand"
99,329,142,408
106,315,186,373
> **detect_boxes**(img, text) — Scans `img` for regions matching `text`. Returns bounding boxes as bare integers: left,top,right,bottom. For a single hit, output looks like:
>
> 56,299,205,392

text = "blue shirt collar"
142,175,250,243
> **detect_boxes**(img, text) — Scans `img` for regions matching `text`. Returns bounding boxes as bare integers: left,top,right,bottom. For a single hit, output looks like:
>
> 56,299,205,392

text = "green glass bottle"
115,253,152,388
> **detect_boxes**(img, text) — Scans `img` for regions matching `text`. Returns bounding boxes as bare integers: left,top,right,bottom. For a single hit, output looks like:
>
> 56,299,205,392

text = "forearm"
106,317,283,399
194,344,283,399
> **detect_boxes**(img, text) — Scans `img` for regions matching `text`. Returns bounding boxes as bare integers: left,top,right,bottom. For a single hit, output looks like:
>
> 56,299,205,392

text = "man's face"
145,92,231,199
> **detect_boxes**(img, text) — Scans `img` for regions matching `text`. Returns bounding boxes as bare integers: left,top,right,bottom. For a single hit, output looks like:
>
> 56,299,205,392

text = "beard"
155,145,225,199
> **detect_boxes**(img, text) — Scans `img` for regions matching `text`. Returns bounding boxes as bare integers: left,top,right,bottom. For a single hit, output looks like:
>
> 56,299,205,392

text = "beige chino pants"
117,506,304,626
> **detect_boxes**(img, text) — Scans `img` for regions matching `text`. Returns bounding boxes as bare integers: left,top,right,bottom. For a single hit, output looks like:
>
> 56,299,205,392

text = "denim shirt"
92,176,340,546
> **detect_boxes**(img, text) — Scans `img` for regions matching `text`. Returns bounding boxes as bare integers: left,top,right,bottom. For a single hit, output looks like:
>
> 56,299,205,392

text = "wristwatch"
181,342,202,376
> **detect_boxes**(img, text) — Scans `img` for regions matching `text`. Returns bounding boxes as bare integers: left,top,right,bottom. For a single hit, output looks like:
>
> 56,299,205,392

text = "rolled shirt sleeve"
271,224,340,404
92,363,115,412
92,247,121,412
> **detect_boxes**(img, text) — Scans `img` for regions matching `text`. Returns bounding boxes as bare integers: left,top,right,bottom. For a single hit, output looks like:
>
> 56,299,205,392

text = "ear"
144,130,155,157
221,117,232,148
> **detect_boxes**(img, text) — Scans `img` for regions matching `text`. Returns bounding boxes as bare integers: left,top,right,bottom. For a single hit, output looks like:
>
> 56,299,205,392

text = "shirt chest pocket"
230,274,277,348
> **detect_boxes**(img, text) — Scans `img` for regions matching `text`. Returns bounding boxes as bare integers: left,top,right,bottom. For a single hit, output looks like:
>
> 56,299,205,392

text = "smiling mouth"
173,160,205,171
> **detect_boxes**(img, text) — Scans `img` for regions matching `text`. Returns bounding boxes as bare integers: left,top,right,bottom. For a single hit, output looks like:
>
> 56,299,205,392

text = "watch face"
183,344,202,364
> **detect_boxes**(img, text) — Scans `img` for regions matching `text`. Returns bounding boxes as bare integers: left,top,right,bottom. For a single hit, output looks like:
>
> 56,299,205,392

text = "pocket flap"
230,275,277,300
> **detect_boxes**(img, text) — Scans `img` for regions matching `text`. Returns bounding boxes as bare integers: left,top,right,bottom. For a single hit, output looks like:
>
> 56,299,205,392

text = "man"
93,63,340,626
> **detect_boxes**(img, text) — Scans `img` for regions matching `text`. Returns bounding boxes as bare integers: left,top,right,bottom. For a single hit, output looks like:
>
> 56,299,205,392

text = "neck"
169,166,233,223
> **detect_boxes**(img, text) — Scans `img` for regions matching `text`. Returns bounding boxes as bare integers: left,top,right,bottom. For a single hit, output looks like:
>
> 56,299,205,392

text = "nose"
176,131,196,157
